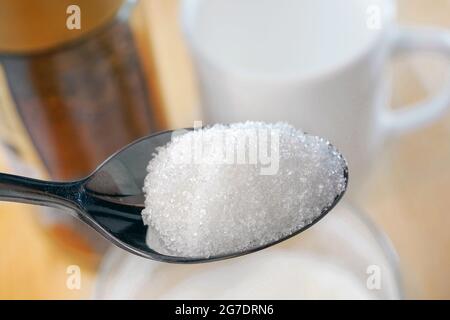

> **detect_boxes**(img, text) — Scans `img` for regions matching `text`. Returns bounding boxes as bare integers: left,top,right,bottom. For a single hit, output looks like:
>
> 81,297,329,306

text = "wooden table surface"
0,0,449,299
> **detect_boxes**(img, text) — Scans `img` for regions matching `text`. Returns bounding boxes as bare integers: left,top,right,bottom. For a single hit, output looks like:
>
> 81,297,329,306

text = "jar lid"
0,0,123,53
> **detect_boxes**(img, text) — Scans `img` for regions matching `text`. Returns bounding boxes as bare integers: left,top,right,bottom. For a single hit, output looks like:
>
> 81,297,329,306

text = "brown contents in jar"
0,18,158,180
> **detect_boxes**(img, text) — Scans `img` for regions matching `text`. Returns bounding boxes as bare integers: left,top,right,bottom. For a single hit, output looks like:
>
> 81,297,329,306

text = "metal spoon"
0,129,348,263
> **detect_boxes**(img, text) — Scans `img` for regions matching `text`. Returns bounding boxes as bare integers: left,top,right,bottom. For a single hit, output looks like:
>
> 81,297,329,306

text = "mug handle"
383,26,450,135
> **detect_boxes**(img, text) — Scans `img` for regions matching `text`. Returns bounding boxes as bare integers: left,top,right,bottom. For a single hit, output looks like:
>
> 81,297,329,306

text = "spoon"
0,128,348,263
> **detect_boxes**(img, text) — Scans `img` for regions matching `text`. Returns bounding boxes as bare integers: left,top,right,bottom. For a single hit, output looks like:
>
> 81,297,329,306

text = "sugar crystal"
142,122,347,258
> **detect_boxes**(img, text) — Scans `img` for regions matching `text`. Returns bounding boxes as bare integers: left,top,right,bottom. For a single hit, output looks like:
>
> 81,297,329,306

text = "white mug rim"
180,0,397,84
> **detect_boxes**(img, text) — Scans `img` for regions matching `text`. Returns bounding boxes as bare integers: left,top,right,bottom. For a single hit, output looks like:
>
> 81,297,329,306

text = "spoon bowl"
0,128,348,263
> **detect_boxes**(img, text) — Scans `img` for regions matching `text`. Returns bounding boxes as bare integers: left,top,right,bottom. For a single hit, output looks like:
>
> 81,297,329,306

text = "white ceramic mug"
180,0,450,191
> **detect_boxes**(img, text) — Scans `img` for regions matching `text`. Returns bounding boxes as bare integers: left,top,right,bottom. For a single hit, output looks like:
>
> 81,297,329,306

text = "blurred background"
0,0,449,299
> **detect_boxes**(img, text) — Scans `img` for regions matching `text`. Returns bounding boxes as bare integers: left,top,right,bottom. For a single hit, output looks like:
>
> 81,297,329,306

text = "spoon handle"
0,173,83,210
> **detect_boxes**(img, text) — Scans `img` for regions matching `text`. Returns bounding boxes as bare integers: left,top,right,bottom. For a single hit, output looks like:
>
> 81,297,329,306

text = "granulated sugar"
142,122,347,258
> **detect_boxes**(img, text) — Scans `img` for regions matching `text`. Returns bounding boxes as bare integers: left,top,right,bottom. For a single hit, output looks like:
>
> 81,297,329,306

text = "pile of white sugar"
142,122,347,258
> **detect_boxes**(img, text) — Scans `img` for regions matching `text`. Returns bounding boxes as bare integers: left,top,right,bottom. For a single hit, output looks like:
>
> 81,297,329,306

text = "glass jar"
0,0,165,255
93,202,403,299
